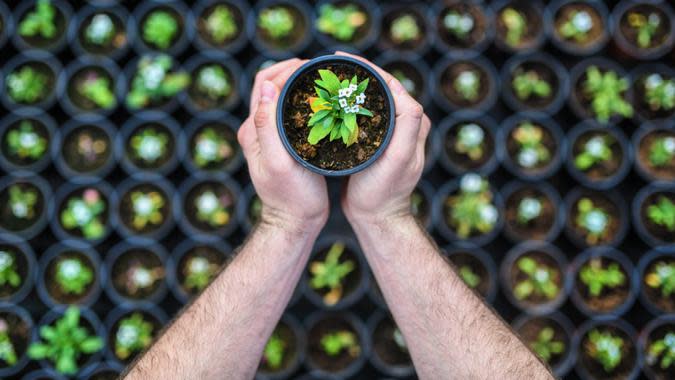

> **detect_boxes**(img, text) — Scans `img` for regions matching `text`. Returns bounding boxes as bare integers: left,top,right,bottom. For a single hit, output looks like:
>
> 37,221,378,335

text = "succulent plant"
320,330,360,357
529,327,564,363
204,5,238,43
446,174,498,238
309,242,354,306
585,329,624,372
114,312,154,360
317,3,366,41
258,7,294,39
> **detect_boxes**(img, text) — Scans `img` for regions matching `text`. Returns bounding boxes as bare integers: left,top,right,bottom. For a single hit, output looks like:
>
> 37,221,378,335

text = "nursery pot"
0,233,36,305
445,244,498,304
431,54,499,113
563,187,629,249
247,0,313,59
611,0,675,60
545,0,612,56
0,108,56,174
367,311,414,377
0,304,35,378
436,111,499,176
277,55,395,176
0,174,52,240
313,0,381,52
191,0,250,54
131,0,193,56
104,304,168,366
374,52,431,107
257,313,306,379
632,183,675,247
1,51,62,115
637,248,675,315
500,180,565,243
50,181,116,244
236,184,260,234
430,0,495,58
639,315,675,380
12,0,73,53
180,51,244,115
181,111,243,175
69,4,133,61
632,124,675,182
377,3,432,56
630,63,675,124
492,0,546,53
57,56,123,118
79,361,125,380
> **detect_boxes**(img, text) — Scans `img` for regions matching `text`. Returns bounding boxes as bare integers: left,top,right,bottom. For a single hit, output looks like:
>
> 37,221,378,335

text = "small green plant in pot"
60,189,107,240
648,135,675,168
75,71,116,110
123,262,164,296
443,10,475,40
8,184,39,222
512,122,551,170
644,261,675,298
193,189,233,228
646,331,675,370
18,0,58,42
129,127,170,167
389,14,420,44
454,123,485,161
499,7,527,47
516,197,543,225
142,9,179,50
529,327,565,364
647,196,675,232
126,55,190,109
0,318,18,366
192,127,235,169
202,5,238,44
258,6,295,40
191,64,233,108
574,198,611,245
643,74,675,112
262,333,286,370
320,330,360,358
182,256,219,292
574,135,612,172
0,250,21,291
581,66,633,123
309,242,354,306
445,173,499,239
54,256,94,296
129,191,165,231
558,9,595,43
5,121,47,161
84,13,115,46
626,11,662,49
453,69,480,102
512,256,560,303
512,70,551,101
114,312,154,361
6,66,50,104
579,258,625,299
317,3,367,42
584,329,625,372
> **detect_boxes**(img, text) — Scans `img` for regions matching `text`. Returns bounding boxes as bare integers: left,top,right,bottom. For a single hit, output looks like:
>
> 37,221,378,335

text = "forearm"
125,218,322,380
351,214,551,379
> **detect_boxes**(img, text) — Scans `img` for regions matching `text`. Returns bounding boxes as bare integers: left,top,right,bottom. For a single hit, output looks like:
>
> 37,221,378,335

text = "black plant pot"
377,3,432,56
436,111,499,176
565,122,632,190
57,56,123,118
12,0,72,53
500,52,569,115
0,109,56,174
0,233,36,305
431,54,499,113
633,183,675,247
131,0,193,56
191,0,250,54
313,0,381,52
257,314,306,379
367,311,414,378
182,111,243,175
0,1,13,50
545,0,611,56
180,51,244,115
492,0,546,53
639,315,675,380
236,183,260,234
632,124,675,183
430,0,494,58
630,63,675,124
445,244,498,304
500,241,571,315
52,115,117,183
637,248,675,316
569,247,638,318
0,304,35,378
104,304,168,366
50,181,116,244
611,0,675,60
247,0,313,59
0,51,62,113
501,180,565,243
277,54,395,176
69,4,133,61
37,241,104,309
21,368,66,380
79,361,125,380
423,128,441,174
375,52,431,107
0,174,52,240
497,112,566,181
564,187,629,249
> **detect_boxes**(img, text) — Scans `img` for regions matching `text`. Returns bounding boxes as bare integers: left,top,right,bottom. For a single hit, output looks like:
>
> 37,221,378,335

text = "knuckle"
254,108,268,127
409,103,424,119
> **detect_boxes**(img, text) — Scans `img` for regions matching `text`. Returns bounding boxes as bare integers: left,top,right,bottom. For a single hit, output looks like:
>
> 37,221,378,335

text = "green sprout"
647,332,675,370
55,257,94,295
446,173,498,238
390,14,420,43
579,258,625,297
513,257,559,301
143,10,178,50
317,4,367,42
645,261,675,298
582,66,633,123
85,13,115,45
443,10,474,39
124,263,164,295
392,70,416,96
512,71,551,100
6,66,50,104
0,250,21,290
182,256,219,292
130,191,165,230
130,127,169,164
647,196,675,232
559,10,594,42
453,70,480,101
529,327,565,363
77,73,116,109
454,123,484,160
258,7,294,39
195,65,232,101
6,121,47,160
627,12,661,48
513,123,551,169
60,188,106,240
575,198,611,245
19,0,57,39
644,74,675,111
585,329,624,372
307,69,373,146
28,306,104,375
517,197,543,225
459,265,480,289
194,190,232,227
8,184,38,220
263,333,285,370
126,55,190,109
500,7,526,46
204,5,238,43
192,127,234,168
0,319,17,366
648,136,675,167
320,330,360,357
114,313,154,360
309,242,354,306
574,135,612,171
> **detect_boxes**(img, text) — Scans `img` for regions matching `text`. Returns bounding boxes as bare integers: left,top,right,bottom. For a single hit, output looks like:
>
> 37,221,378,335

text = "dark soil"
642,257,675,313
0,310,30,368
283,62,389,171
0,244,29,299
638,130,675,181
189,123,240,171
381,8,426,51
580,325,636,380
197,2,244,47
119,184,171,234
568,193,622,246
321,1,372,44
372,315,411,367
572,131,623,181
381,61,424,100
619,4,671,50
516,317,569,369
108,311,162,363
111,248,164,300
504,187,556,241
0,118,50,166
437,1,487,48
441,61,490,107
574,67,628,119
575,257,630,313
177,245,227,295
18,4,66,48
509,251,562,306
0,181,45,232
640,191,675,244
187,63,237,110
57,188,109,239
184,181,236,232
634,73,675,120
308,316,360,372
506,121,557,174
644,323,675,380
125,123,175,170
445,121,494,170
8,62,55,105
77,10,127,55
495,3,542,50
45,250,96,304
257,4,306,49
508,61,559,109
66,66,114,111
139,6,184,50
553,2,605,47
62,125,112,173
410,186,429,227
447,252,491,298
259,320,298,373
308,245,361,307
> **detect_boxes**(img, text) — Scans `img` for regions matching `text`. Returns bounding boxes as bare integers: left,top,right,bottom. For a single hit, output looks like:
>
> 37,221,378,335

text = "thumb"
253,80,286,160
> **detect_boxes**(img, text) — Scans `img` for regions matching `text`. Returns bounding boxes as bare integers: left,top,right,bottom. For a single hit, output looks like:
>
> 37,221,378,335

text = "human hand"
338,52,432,227
238,59,330,234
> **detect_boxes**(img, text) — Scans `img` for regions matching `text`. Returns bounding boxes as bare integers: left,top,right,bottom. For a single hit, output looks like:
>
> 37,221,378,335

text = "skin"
124,55,551,380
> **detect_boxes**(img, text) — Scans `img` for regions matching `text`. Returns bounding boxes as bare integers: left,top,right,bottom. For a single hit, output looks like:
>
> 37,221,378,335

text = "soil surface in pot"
283,62,390,171
259,320,298,374
1,119,50,167
568,193,622,246
139,5,184,50
508,62,558,109
45,250,96,304
18,4,66,48
197,2,244,47
575,257,630,313
495,4,542,50
437,2,487,49
78,10,127,55
505,187,556,241
381,8,426,51
516,317,569,369
580,325,636,380
257,4,306,49
572,131,623,181
112,248,164,301
506,122,557,175
308,316,361,372
372,315,411,368
553,3,604,48
0,310,30,368
0,244,29,299
119,184,171,234
642,257,675,313
644,323,675,380
638,130,675,181
62,126,112,173
108,311,162,363
619,5,671,50
177,246,227,296
640,191,675,244
308,245,362,307
509,250,563,307
447,252,491,298
440,62,490,108
0,181,45,232
445,121,494,171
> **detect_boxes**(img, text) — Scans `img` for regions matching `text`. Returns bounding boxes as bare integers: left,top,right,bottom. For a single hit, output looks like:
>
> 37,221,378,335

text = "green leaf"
27,343,49,359
318,70,341,94
308,122,333,145
340,124,351,145
357,107,373,117
357,78,369,94
307,109,330,127
344,113,357,132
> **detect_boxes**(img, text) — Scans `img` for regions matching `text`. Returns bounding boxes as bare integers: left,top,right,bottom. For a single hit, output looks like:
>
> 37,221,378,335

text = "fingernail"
390,78,406,95
261,80,276,103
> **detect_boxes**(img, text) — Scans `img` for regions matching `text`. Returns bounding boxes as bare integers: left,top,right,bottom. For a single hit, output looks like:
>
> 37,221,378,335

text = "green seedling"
78,74,116,109
130,127,169,164
645,261,675,298
517,197,543,225
529,327,565,363
644,74,675,111
183,256,219,292
192,127,234,168
320,330,360,357
263,333,285,369
0,319,17,366
512,70,551,100
196,65,232,100
454,123,485,160
19,0,57,39
60,188,106,240
628,12,661,48
446,173,498,238
513,122,550,169
453,70,480,101
307,69,373,146
124,264,164,295
575,198,611,245
143,10,178,49
459,265,480,289
130,191,165,230
55,257,94,295
115,313,154,360
258,7,294,39
583,66,633,123
317,4,366,41
443,10,474,39
559,10,594,42
647,332,675,370
0,250,21,290
6,121,47,160
205,5,238,43
585,329,624,372
648,136,675,167
126,55,190,109
574,135,612,171
390,14,420,43
85,13,115,45
647,196,675,232
310,242,354,306
6,66,50,104
28,306,103,375
195,190,232,227
513,257,559,301
500,7,526,46
8,184,38,220
579,258,625,297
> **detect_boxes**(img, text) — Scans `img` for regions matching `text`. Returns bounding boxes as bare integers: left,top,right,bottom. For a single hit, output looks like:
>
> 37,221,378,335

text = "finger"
335,51,394,83
386,77,424,159
253,80,287,162
415,114,432,169
237,117,259,162
250,59,306,115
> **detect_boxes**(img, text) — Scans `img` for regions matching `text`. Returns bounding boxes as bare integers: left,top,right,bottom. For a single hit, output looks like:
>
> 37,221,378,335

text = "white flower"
645,74,663,89
585,136,606,158
349,84,357,92
339,98,348,108
196,191,219,214
86,14,114,44
534,268,550,283
518,197,542,220
355,93,366,105
19,132,38,149
0,252,13,271
141,63,166,90
189,257,210,274
133,195,154,216
338,88,353,98
665,82,675,98
664,137,675,154
349,105,360,113
196,139,218,161
648,13,660,27
132,267,153,288
117,325,140,347
58,259,82,279
458,123,484,148
198,67,227,93
479,204,498,225
572,11,593,33
71,200,94,225
138,136,163,161
584,210,608,233
460,173,483,193
518,147,539,168
457,71,478,88
11,202,28,218
459,15,474,31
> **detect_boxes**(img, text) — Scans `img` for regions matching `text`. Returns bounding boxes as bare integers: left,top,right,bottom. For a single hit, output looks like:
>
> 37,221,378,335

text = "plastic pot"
37,241,104,309
565,122,632,190
180,51,244,116
21,369,66,380
247,0,313,59
277,54,396,177
0,233,36,305
569,247,638,318
57,56,123,118
104,304,168,366
236,183,260,234
492,0,546,53
545,0,611,56
497,112,566,181
374,52,431,107
79,361,125,380
512,312,576,378
302,236,369,311
500,52,569,115
51,115,117,183
637,248,675,315
501,180,565,243
167,239,233,304
430,0,494,58
104,238,169,307
0,1,13,49
0,174,52,240
0,51,62,113
0,108,56,174
611,0,675,60
431,54,499,113
257,314,306,379
122,55,184,114
436,111,499,176
12,0,73,53
313,0,381,52
630,63,675,124
191,0,250,55
633,183,675,247
377,3,432,56
175,172,241,242
367,311,414,377
131,0,193,56
564,187,629,249
50,181,116,244
445,244,498,304
0,304,35,378
500,241,571,315
639,315,675,380
632,123,675,183
69,4,133,61
182,111,243,175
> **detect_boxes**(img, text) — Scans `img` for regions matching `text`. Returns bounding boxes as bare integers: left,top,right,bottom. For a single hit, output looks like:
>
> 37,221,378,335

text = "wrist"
347,208,418,236
259,205,327,237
